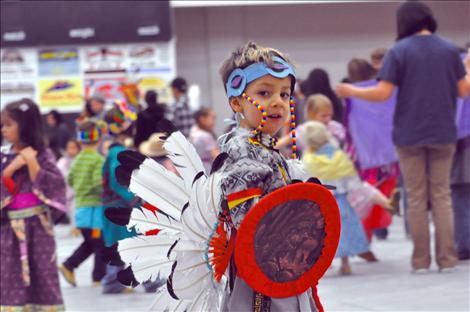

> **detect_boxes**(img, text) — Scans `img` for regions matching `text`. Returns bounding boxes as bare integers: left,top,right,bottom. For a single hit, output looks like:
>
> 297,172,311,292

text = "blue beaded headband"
225,56,296,98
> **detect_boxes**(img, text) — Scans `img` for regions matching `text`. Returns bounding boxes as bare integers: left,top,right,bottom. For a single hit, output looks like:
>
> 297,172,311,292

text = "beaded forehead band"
226,56,296,98
226,56,298,159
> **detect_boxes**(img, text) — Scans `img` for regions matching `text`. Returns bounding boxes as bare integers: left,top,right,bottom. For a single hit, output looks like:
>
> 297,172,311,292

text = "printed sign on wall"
0,81,35,107
39,78,83,108
0,48,37,80
83,46,126,74
38,48,79,76
84,77,126,102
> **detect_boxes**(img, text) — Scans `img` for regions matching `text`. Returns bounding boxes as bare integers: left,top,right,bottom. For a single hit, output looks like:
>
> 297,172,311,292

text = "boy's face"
230,75,292,136
200,111,216,131
309,107,333,125
66,141,80,158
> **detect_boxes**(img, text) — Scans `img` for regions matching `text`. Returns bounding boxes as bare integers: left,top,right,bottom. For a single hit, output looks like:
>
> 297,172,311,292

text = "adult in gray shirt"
336,1,470,274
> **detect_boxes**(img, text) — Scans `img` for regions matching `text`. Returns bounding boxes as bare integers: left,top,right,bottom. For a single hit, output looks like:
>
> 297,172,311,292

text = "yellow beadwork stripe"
228,194,261,210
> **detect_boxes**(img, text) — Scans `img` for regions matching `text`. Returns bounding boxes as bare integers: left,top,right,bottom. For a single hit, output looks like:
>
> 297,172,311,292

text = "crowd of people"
0,1,469,311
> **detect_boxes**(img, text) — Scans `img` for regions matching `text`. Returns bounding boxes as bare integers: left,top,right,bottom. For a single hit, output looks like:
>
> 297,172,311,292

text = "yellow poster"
137,76,172,104
39,78,83,108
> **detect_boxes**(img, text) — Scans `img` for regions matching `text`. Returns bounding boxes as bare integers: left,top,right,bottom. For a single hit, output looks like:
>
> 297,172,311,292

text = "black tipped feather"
115,165,132,187
181,202,190,215
210,152,229,174
156,119,177,135
166,261,179,300
105,207,133,226
117,266,139,287
117,150,146,169
192,171,205,186
167,238,180,260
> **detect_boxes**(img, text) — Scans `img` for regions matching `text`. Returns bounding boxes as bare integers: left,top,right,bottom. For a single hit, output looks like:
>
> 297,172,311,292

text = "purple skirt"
0,210,64,311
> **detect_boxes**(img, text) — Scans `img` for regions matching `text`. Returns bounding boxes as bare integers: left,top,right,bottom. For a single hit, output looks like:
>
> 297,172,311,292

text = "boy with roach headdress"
111,42,340,312
214,42,339,312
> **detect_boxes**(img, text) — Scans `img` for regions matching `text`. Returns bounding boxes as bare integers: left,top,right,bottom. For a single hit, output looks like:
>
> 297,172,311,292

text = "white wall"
173,1,470,134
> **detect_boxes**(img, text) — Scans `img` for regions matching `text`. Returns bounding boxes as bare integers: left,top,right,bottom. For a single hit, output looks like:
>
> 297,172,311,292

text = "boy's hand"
3,155,26,177
19,147,38,162
335,83,355,98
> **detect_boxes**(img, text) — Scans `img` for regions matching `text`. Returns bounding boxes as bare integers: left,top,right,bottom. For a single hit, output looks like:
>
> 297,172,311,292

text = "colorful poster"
84,77,126,102
38,48,79,76
137,76,173,104
83,46,126,74
0,48,37,80
39,78,83,109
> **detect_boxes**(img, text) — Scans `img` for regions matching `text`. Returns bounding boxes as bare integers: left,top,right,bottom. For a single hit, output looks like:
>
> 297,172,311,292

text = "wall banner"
39,78,83,109
38,48,79,76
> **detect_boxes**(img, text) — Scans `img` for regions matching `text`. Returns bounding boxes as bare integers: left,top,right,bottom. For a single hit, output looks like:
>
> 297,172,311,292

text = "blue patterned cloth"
335,193,369,258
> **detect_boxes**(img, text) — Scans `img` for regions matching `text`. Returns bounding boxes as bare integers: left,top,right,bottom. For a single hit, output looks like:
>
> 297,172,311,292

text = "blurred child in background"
301,121,396,275
59,120,106,287
57,139,81,233
189,107,220,173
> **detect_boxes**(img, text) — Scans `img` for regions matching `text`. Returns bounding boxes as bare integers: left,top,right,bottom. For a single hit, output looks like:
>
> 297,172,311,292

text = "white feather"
118,235,175,282
163,131,206,190
128,207,182,235
181,206,210,242
129,179,183,221
129,158,189,220
207,171,223,218
181,175,217,241
149,288,191,312
172,250,213,300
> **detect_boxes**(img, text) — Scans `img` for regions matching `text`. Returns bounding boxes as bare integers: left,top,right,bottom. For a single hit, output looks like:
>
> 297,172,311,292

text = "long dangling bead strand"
242,93,267,137
290,97,297,159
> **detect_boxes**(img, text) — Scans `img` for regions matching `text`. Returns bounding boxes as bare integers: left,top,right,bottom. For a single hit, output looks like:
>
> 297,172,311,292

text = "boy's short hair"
170,77,188,93
300,121,331,150
370,48,387,61
219,41,294,93
305,94,333,115
77,120,102,144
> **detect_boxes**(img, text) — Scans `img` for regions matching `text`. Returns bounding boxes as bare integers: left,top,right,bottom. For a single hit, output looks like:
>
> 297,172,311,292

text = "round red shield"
235,182,340,298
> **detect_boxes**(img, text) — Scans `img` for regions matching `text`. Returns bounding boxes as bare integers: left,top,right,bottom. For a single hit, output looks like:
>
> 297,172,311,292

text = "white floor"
55,218,470,312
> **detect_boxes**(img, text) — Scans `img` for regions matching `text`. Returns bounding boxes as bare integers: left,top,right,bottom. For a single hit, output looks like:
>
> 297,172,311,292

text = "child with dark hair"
167,77,194,137
134,89,166,149
336,0,470,273
59,119,107,287
189,106,220,172
1,98,66,311
83,96,106,121
45,109,72,159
